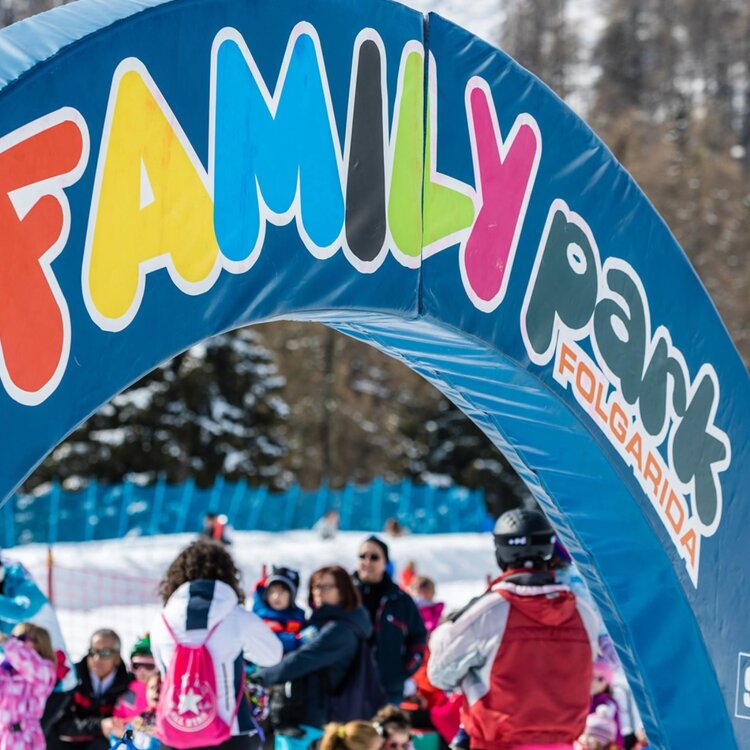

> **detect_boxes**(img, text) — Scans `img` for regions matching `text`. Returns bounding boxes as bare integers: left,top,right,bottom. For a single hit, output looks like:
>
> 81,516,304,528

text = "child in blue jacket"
253,566,306,653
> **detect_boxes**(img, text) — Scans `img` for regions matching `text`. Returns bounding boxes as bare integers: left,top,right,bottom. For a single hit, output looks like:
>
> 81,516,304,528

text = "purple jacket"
0,636,56,749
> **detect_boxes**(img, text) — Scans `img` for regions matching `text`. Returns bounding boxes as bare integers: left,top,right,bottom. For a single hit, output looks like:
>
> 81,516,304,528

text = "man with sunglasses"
354,535,427,704
48,629,131,750
428,508,600,750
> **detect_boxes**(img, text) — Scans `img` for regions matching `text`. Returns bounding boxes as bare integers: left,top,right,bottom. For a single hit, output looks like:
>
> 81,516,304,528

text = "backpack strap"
160,613,222,646
160,613,178,643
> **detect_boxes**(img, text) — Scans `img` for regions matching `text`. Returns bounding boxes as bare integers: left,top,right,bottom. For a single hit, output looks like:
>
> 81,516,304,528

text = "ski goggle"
131,660,156,672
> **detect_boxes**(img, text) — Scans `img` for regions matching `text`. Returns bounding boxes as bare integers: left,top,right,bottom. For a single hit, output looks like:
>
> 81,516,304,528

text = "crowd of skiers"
0,513,649,750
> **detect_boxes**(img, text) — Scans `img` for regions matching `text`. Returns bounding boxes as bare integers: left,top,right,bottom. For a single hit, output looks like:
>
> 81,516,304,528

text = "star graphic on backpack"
178,689,202,715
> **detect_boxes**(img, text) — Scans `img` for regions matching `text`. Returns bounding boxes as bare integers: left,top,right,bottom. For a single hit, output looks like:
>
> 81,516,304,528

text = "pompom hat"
265,565,300,603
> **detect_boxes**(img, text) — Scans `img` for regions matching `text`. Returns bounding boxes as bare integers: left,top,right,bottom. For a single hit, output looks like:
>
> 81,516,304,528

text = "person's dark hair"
309,565,361,611
159,539,245,604
372,705,412,736
362,534,389,562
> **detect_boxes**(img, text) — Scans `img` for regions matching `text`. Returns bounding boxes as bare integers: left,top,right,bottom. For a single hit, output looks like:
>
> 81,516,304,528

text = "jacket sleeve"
237,608,283,667
427,593,508,692
0,569,47,624
149,614,168,675
402,595,428,677
254,621,355,686
54,698,107,742
252,588,263,612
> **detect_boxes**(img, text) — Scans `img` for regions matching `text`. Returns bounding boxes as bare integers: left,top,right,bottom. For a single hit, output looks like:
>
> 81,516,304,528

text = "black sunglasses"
88,647,117,658
359,553,382,561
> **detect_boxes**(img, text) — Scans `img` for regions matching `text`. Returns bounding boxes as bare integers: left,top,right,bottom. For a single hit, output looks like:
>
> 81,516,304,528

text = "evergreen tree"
26,329,290,491
501,0,578,99
401,398,527,516
258,321,441,488
258,322,526,511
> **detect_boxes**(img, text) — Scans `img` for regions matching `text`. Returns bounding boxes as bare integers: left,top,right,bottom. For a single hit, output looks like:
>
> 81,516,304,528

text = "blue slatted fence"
5,477,489,547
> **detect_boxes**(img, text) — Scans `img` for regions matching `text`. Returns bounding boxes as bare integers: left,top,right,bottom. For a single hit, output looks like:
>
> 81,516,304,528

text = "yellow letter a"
84,60,220,331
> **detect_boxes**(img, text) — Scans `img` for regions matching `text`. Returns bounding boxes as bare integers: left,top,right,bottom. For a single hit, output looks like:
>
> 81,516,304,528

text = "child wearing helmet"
428,506,600,750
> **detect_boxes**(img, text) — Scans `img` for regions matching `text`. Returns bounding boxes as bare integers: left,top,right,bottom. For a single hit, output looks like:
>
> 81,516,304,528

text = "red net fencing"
25,554,162,662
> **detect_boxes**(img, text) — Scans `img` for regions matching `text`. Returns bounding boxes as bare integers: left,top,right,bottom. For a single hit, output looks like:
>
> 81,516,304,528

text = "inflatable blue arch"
0,0,748,745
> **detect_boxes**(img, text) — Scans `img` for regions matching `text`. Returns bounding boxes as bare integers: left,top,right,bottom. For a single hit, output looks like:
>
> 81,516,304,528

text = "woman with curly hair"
150,539,283,750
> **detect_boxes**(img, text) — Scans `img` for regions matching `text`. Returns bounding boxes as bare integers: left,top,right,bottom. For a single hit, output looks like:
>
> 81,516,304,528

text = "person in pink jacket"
0,622,57,749
113,633,157,724
407,576,445,634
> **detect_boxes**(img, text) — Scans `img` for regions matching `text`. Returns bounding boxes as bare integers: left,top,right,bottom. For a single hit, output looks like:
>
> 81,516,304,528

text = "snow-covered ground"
7,530,496,661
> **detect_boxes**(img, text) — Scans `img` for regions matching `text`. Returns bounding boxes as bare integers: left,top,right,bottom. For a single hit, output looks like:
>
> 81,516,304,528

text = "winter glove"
298,625,319,645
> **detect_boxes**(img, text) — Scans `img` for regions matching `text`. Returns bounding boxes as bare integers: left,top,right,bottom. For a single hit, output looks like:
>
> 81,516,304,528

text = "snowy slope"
7,531,496,661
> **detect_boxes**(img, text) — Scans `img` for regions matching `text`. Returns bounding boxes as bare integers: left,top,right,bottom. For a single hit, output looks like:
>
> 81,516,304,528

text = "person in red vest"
201,512,233,545
428,508,600,750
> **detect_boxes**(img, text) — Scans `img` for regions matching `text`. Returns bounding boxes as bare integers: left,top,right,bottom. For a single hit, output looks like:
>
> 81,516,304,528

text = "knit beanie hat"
363,535,390,563
265,566,300,603
130,633,152,659
584,706,617,744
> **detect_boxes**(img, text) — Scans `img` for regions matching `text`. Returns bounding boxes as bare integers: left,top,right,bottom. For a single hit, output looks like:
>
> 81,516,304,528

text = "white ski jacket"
151,579,282,735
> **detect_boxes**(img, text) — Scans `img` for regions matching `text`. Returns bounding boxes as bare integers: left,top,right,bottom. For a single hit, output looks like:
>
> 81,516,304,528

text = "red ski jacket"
428,571,599,750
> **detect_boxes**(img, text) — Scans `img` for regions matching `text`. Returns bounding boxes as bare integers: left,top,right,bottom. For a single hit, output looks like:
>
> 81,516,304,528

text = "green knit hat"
130,633,152,659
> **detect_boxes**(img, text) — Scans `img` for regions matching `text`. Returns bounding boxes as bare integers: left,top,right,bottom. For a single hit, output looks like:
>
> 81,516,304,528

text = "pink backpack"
156,615,242,749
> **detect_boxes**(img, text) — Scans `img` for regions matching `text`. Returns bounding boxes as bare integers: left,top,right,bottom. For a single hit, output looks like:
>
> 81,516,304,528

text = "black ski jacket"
354,573,427,700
